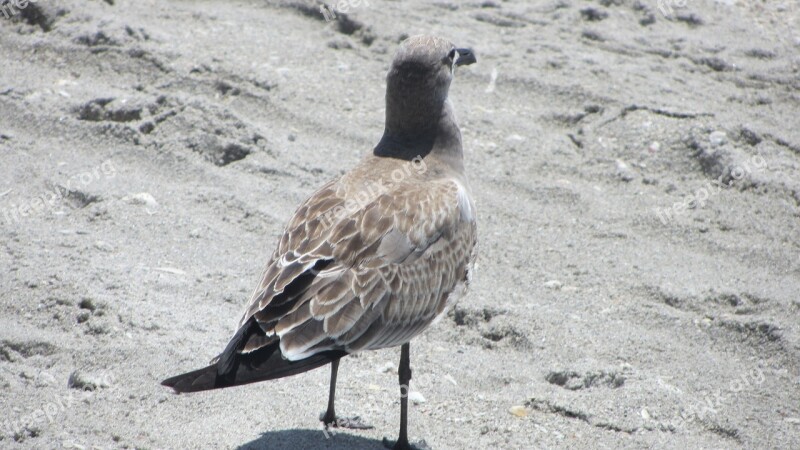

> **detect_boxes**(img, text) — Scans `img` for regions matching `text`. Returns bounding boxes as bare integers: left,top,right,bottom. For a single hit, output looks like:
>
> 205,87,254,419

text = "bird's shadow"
237,428,386,450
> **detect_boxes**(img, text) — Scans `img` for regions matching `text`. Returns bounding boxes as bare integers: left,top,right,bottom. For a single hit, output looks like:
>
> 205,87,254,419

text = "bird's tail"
161,323,347,393
161,362,220,393
161,342,346,393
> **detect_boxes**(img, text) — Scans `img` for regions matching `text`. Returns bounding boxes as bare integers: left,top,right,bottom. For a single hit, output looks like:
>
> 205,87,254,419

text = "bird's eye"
447,48,457,61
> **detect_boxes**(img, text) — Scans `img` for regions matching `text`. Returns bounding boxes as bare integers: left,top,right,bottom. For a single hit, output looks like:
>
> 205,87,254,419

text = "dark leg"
319,358,372,430
320,359,339,426
396,342,412,449
384,343,419,450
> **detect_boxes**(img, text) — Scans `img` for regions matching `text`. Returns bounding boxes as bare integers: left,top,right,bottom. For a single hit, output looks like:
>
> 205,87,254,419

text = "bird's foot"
319,412,373,430
382,437,431,450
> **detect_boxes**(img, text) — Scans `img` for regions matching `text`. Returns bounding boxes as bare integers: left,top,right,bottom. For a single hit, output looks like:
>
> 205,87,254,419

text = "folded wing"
226,176,477,366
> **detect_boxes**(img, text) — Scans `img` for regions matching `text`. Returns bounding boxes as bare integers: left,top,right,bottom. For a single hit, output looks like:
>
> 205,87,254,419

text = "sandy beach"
1,0,799,448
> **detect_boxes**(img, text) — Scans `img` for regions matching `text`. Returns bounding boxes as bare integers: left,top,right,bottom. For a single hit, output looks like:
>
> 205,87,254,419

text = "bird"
161,35,478,450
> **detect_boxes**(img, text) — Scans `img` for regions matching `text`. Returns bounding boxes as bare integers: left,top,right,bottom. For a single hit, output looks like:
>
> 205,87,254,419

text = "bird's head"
384,35,476,139
388,35,476,94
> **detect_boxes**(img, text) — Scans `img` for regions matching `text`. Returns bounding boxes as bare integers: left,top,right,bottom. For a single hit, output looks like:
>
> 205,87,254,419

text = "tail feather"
161,341,347,393
161,363,219,393
162,316,348,393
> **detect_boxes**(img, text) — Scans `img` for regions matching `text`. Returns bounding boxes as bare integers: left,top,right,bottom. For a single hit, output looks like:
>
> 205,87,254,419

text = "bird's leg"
396,343,411,449
384,343,427,450
320,359,339,426
320,358,372,430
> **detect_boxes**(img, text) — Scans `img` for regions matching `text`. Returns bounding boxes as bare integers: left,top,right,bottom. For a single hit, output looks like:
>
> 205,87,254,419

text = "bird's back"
238,151,477,360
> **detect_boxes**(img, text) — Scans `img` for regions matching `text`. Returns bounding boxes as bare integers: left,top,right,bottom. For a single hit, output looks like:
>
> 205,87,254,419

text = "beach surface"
1,0,799,448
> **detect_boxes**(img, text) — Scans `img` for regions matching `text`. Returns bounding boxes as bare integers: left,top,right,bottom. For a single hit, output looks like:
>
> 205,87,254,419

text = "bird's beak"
454,48,477,67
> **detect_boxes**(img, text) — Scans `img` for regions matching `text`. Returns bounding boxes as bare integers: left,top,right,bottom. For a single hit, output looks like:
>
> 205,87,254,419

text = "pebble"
615,159,635,182
154,267,186,275
126,192,158,207
94,241,114,252
544,280,562,290
408,391,426,405
68,370,113,391
695,317,713,328
509,405,528,417
76,311,91,323
642,177,658,185
379,362,395,373
62,442,87,450
709,130,727,147
35,371,56,387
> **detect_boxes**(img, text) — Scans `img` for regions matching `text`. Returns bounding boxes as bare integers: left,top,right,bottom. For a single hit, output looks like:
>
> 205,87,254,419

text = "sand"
1,0,799,449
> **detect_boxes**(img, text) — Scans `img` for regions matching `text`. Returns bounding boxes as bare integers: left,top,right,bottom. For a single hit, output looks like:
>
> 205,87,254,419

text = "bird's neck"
376,99,464,170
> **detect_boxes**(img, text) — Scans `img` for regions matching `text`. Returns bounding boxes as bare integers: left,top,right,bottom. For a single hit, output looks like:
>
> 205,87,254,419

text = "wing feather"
231,174,476,363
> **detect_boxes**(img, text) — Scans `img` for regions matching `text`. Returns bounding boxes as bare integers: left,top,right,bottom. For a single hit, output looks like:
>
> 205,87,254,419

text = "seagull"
162,35,477,450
